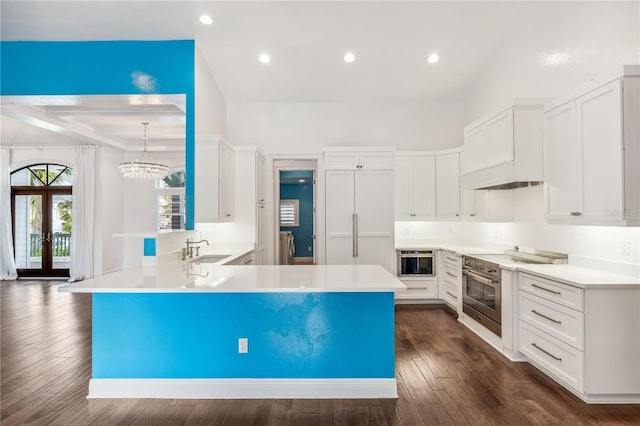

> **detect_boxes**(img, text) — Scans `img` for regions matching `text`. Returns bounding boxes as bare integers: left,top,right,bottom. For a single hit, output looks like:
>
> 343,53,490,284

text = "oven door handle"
463,269,499,285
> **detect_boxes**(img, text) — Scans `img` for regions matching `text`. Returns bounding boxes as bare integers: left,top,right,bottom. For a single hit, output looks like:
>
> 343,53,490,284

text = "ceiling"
0,1,594,150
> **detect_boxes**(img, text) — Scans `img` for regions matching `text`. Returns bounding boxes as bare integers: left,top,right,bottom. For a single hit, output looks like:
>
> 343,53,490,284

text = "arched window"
156,169,185,231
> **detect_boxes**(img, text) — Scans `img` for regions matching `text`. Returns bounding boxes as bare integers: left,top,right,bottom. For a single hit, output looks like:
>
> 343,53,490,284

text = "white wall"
227,101,466,153
465,1,640,121
195,44,227,137
95,145,124,274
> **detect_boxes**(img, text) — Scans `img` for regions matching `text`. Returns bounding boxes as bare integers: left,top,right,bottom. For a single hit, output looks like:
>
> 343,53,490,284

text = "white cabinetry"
461,101,544,190
461,190,513,221
435,152,460,219
518,272,640,403
324,150,393,170
397,278,438,301
232,148,265,264
543,67,639,226
438,251,462,314
325,150,394,272
195,136,234,222
226,250,256,265
394,155,436,220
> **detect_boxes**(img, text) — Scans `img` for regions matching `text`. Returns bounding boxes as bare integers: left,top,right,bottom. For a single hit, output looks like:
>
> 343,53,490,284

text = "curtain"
0,147,18,279
69,145,96,281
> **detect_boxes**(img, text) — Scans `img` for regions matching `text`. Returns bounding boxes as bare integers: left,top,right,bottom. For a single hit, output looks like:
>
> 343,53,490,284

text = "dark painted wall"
280,181,314,258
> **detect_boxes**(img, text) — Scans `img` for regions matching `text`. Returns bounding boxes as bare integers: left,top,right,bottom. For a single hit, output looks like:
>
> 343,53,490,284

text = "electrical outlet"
621,240,630,255
308,246,312,252
238,337,248,354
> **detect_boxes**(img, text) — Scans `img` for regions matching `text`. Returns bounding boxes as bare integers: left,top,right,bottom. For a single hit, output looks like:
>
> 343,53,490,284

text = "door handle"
45,232,52,243
352,213,359,258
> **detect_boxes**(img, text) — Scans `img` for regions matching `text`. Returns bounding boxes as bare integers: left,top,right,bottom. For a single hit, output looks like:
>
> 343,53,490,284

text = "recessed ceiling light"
344,52,356,63
199,15,213,25
427,53,440,64
259,53,271,64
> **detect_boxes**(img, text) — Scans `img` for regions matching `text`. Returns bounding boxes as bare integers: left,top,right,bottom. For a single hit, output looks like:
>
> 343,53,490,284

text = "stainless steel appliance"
462,248,568,337
397,250,435,277
462,256,502,336
279,231,295,265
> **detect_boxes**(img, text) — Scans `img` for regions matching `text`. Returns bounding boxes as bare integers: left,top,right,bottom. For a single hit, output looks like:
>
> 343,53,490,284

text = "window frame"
279,199,300,227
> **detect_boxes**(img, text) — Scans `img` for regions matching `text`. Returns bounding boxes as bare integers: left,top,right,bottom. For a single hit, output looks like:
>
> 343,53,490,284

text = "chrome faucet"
182,239,210,260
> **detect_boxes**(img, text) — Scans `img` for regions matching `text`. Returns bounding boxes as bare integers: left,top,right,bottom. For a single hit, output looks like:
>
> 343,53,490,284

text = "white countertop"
60,262,407,293
395,241,639,288
513,264,639,289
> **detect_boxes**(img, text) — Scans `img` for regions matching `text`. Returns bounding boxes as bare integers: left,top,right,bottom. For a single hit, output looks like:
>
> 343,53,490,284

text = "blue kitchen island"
61,263,405,399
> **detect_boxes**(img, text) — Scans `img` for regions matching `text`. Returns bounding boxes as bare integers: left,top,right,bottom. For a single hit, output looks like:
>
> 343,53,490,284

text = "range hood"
460,100,546,191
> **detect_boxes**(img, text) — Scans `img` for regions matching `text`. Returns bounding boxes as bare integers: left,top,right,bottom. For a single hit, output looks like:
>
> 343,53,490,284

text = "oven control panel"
463,257,499,278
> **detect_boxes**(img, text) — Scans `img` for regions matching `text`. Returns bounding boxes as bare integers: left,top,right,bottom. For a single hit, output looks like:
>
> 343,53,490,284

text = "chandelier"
119,122,170,180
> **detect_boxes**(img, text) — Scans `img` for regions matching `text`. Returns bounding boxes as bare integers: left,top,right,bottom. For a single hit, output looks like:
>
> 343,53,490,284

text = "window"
156,169,185,231
279,199,299,227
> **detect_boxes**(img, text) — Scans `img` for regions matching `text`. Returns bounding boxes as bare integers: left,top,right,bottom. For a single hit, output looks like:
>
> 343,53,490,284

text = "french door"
12,187,72,278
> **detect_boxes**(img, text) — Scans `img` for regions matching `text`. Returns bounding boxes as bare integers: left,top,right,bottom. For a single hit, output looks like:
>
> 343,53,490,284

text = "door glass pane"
52,194,72,270
14,195,42,269
49,166,73,186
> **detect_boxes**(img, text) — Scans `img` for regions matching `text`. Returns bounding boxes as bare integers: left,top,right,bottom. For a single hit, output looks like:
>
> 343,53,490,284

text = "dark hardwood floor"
1,280,639,425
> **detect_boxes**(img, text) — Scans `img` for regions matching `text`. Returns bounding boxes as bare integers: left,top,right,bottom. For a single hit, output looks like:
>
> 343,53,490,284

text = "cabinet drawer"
399,279,438,298
519,273,583,311
442,281,458,307
519,321,584,392
519,291,584,350
441,252,460,267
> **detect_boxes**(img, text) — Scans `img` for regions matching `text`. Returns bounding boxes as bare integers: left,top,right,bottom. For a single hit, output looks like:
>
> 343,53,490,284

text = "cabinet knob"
470,213,476,217
226,213,231,217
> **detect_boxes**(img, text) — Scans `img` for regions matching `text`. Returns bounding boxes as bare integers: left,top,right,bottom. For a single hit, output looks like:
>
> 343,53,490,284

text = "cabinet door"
325,171,355,265
394,157,413,220
255,152,265,204
461,189,489,219
463,125,487,173
355,170,394,271
436,153,460,218
359,152,394,170
487,109,515,166
219,143,234,221
324,152,359,170
544,103,579,221
577,80,624,221
412,156,436,219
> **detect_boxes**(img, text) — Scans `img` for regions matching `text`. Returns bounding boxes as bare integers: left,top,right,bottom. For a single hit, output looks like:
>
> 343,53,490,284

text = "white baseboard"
88,378,398,399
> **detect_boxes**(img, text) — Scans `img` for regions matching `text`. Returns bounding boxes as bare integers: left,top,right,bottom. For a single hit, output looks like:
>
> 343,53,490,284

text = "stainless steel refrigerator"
279,231,295,265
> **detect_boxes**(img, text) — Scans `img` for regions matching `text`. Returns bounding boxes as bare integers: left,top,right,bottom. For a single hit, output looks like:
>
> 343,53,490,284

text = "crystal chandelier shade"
119,122,170,180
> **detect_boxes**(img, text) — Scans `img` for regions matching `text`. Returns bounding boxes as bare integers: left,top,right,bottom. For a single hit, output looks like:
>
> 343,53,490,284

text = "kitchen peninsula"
61,259,406,399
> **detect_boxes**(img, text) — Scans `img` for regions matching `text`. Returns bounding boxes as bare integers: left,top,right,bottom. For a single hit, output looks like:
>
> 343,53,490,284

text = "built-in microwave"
396,250,435,277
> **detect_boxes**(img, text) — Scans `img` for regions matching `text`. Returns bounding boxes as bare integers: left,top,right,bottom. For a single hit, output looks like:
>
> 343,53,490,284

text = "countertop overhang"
60,263,407,293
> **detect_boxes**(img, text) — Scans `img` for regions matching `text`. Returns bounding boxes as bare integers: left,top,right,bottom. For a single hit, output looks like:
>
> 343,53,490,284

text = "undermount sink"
189,255,230,264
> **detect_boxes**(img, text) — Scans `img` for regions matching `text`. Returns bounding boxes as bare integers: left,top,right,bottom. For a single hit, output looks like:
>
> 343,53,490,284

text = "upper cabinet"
461,101,545,190
435,152,461,219
543,66,639,226
324,150,393,170
461,189,513,222
394,155,436,220
195,136,234,223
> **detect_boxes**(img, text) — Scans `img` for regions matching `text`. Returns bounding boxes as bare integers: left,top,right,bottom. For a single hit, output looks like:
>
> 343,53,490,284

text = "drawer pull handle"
446,291,457,299
445,256,457,263
531,309,562,324
446,272,457,278
531,283,561,295
531,343,562,361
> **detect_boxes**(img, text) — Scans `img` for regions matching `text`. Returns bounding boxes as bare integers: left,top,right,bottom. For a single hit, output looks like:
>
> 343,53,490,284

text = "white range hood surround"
461,100,547,190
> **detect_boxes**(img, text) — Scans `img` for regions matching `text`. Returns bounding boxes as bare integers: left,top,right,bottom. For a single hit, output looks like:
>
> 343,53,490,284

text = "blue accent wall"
92,292,395,379
143,238,156,257
280,173,314,257
0,40,196,229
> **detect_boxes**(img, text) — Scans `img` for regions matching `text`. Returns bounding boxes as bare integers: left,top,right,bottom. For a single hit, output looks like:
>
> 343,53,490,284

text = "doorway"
10,164,73,278
273,160,317,265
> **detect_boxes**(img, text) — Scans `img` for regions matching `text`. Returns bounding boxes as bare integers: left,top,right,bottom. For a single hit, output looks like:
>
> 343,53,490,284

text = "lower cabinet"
518,272,640,403
227,251,256,265
438,250,462,314
396,278,438,301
